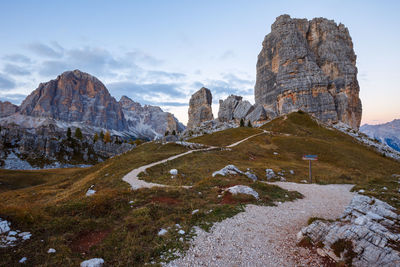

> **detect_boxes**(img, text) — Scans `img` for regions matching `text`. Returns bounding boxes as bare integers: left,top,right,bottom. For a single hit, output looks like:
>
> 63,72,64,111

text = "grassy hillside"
0,138,299,266
142,112,400,208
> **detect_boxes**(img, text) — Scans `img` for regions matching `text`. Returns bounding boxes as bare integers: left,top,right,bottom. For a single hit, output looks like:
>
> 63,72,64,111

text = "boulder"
300,194,400,266
227,185,259,199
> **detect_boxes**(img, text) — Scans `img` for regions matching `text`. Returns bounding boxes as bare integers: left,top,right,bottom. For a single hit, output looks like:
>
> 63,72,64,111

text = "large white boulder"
227,185,259,199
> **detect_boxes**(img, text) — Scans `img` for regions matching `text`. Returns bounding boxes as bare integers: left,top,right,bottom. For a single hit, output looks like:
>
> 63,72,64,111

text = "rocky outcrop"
299,194,400,266
0,123,133,169
119,96,184,139
19,70,126,130
255,15,362,129
0,101,18,117
218,95,253,122
187,87,213,129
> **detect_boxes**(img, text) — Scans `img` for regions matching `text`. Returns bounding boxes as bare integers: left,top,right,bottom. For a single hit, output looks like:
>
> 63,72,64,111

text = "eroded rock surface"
187,87,213,129
255,14,362,129
300,194,400,266
19,70,126,130
0,101,18,117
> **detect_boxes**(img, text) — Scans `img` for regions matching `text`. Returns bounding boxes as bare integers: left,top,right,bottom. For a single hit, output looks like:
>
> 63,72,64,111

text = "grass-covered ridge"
142,112,400,208
0,137,300,266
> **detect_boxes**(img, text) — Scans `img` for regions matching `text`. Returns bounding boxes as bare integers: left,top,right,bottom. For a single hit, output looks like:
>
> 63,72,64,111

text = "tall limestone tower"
255,15,362,129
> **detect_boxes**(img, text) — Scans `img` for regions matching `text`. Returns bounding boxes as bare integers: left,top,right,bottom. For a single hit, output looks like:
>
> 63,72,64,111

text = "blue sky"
0,0,399,125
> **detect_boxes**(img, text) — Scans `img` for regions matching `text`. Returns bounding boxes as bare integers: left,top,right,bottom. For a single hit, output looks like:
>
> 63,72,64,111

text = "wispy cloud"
3,64,31,76
0,73,16,90
27,43,63,58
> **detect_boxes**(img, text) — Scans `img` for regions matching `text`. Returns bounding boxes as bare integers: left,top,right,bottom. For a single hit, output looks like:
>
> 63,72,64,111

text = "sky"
0,0,399,125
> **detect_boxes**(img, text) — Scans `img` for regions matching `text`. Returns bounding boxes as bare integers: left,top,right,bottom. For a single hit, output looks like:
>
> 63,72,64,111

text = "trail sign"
302,155,318,161
302,155,318,182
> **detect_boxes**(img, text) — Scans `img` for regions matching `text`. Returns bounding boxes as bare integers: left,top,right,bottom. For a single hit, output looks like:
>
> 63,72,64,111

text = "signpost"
302,155,318,183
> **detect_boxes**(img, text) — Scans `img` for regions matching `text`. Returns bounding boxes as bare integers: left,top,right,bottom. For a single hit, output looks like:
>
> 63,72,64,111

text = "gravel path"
167,182,355,267
122,132,266,190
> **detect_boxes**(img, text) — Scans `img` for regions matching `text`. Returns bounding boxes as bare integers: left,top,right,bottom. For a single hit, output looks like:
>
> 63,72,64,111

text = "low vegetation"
0,139,300,266
1,111,399,266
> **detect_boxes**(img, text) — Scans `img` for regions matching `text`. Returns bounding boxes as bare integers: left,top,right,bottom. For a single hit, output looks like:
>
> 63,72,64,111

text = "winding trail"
167,182,355,267
122,131,266,190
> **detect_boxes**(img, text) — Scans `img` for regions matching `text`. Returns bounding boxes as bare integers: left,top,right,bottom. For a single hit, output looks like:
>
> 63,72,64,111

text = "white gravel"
167,182,355,267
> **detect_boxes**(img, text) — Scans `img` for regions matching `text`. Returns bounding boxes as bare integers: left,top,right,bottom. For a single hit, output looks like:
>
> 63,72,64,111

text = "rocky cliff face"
255,15,362,129
19,70,126,130
119,96,184,139
0,101,18,118
187,87,214,129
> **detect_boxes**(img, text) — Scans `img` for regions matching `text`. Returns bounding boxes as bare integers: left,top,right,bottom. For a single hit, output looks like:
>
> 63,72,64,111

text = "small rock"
158,229,168,236
80,258,104,267
273,152,279,155
265,169,276,180
358,189,365,193
192,209,199,215
18,232,31,240
289,170,295,175
86,189,96,197
169,169,178,175
179,237,184,242
178,230,185,235
47,248,56,253
382,187,387,190
19,257,27,264
175,224,181,228
129,200,134,204
244,171,258,181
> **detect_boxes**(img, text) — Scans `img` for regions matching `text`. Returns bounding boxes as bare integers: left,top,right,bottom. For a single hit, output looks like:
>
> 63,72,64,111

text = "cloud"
145,70,186,81
0,93,26,104
27,43,63,58
220,50,235,60
3,54,32,64
3,64,31,76
107,81,186,105
126,50,163,66
0,73,16,90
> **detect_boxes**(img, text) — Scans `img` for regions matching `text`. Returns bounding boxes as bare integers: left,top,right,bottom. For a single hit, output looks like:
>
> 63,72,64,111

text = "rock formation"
255,14,362,129
0,101,18,117
299,194,400,266
218,95,253,122
187,87,213,129
119,96,184,139
19,70,126,130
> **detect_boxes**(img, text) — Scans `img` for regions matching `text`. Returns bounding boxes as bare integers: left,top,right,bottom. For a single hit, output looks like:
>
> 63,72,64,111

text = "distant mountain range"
360,119,400,152
0,69,185,140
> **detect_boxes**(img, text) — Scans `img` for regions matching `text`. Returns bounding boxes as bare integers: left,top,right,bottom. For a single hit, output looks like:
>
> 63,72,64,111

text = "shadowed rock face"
187,87,214,129
19,70,126,130
0,101,18,118
255,14,362,129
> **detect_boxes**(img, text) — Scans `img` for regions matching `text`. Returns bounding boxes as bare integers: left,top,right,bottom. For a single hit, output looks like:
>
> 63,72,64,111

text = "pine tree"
104,131,111,143
172,130,176,135
100,131,104,142
93,133,99,143
247,120,252,128
240,118,245,127
67,127,72,139
164,131,169,136
75,128,83,140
